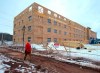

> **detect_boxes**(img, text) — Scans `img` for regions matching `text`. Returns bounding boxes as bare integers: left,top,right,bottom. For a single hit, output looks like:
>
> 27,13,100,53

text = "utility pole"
22,26,26,49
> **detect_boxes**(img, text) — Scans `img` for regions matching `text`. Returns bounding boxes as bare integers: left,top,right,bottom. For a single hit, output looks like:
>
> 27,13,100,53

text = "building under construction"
13,2,97,44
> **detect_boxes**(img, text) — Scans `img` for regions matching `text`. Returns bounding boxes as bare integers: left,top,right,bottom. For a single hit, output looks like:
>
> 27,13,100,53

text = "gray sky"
0,0,100,38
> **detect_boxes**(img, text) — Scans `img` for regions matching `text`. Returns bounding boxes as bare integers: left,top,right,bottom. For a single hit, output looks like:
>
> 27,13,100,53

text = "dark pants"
24,50,31,61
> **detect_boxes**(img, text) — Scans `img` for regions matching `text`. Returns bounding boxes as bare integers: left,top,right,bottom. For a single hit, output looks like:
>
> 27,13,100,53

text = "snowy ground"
0,41,13,46
0,53,48,73
31,42,100,61
11,42,100,63
1,42,100,71
31,42,100,70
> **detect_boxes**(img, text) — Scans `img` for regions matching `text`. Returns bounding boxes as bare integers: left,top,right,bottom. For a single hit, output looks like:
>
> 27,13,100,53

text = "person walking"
24,42,32,62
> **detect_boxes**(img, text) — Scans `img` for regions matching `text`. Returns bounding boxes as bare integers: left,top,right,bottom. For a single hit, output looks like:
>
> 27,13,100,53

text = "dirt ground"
0,47,100,73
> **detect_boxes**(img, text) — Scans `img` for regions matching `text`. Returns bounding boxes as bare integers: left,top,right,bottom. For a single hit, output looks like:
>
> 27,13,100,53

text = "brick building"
13,2,97,44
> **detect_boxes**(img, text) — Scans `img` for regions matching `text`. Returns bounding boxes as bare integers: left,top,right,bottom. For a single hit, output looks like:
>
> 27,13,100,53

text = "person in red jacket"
24,42,32,61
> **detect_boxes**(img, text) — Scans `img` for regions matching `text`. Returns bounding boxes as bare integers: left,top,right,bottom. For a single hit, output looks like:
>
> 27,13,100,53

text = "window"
64,18,66,21
54,38,57,42
28,16,32,21
22,20,23,23
29,6,32,11
38,6,43,13
48,10,51,15
59,16,61,18
64,25,67,28
54,29,57,33
54,20,57,25
47,28,51,32
64,39,67,41
28,37,31,42
13,39,15,42
47,38,51,42
54,13,57,17
28,26,31,31
48,19,51,23
64,32,67,35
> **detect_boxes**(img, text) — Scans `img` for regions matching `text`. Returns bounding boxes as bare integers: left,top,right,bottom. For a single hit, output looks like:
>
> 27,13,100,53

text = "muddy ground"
0,47,100,73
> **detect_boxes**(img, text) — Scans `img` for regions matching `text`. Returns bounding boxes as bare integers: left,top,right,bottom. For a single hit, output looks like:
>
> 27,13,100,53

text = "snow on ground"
0,54,11,73
31,42,100,69
3,42,100,70
31,42,100,62
5,41,13,45
84,44,100,50
31,44,46,51
61,48,100,62
0,41,13,46
9,42,100,62
0,53,43,73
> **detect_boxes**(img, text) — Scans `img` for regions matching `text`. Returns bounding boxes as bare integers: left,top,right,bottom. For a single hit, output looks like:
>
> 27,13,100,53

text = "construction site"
0,41,100,73
0,2,100,73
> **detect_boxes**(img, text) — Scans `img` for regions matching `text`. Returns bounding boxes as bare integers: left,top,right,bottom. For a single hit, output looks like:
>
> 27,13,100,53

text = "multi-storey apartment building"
13,2,97,44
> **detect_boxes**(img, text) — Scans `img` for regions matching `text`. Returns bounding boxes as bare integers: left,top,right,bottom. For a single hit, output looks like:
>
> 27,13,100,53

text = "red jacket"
25,42,31,52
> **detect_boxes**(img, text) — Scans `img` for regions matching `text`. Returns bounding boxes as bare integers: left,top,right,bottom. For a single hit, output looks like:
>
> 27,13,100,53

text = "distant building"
90,39,100,44
0,33,12,45
13,2,97,44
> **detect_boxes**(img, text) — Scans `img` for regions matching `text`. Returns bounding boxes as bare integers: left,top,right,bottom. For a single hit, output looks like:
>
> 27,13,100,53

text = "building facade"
13,2,97,44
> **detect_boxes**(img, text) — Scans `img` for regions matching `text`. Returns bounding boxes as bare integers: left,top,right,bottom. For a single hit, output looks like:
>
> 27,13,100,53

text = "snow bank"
31,42,100,69
5,41,13,45
30,42,100,62
84,44,100,50
31,44,45,51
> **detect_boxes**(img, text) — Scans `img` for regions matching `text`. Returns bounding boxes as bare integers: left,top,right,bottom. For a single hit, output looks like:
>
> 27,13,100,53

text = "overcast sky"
0,0,100,38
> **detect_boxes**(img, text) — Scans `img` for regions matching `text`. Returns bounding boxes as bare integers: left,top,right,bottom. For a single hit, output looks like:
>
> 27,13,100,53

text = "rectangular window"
22,20,23,23
28,16,32,21
48,19,51,23
38,6,43,14
64,39,67,41
47,28,51,32
47,38,51,42
54,29,57,33
54,38,57,42
54,20,57,25
28,26,31,31
13,39,15,42
64,32,67,35
64,25,67,28
28,37,31,42
29,6,32,11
